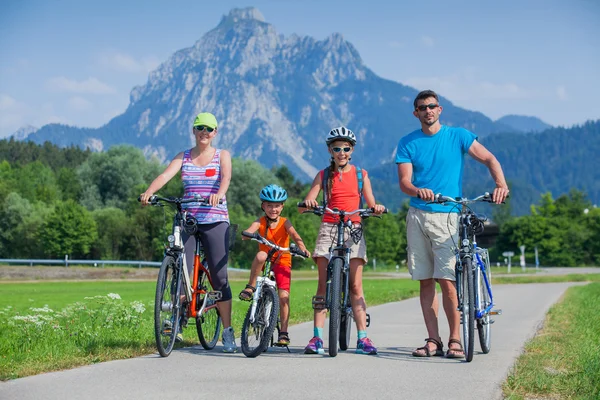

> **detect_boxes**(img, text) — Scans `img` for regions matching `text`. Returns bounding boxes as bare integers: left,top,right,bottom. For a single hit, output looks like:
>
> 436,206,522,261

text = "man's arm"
397,163,435,201
468,141,509,204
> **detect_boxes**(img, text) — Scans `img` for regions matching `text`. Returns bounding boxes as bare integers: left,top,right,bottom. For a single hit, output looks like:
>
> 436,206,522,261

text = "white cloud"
45,77,117,94
67,96,93,111
421,36,435,47
556,85,568,100
98,51,160,73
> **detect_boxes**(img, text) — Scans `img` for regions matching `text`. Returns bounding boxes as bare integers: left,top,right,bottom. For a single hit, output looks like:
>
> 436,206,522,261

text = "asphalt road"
0,282,580,400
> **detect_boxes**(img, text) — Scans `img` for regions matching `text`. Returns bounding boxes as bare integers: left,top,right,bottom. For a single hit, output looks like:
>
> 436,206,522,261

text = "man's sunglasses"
416,103,439,112
194,125,214,133
331,146,352,153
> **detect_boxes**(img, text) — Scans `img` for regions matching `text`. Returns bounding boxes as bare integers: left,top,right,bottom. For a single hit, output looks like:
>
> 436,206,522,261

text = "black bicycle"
430,192,503,362
141,195,225,357
298,203,386,357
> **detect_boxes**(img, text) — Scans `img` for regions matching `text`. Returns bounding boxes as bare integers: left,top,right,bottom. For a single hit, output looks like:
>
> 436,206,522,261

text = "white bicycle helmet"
326,126,356,146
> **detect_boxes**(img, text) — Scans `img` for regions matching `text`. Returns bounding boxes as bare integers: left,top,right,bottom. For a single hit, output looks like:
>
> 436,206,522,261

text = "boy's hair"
413,90,439,109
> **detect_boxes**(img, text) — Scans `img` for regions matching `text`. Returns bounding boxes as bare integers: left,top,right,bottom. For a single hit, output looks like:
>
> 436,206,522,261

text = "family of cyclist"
141,89,509,358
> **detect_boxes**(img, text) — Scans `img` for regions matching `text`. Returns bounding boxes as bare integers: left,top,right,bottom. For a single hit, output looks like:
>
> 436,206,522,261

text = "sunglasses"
331,146,352,153
194,125,214,133
416,103,439,112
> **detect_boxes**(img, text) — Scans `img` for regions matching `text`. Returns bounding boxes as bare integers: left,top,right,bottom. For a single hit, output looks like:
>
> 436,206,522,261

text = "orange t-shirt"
320,165,367,224
258,216,291,268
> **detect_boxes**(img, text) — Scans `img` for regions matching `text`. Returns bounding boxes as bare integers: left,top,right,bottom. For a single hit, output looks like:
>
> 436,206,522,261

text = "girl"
140,112,237,353
300,126,385,355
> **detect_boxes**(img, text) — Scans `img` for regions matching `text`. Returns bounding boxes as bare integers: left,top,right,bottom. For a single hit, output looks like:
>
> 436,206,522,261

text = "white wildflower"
30,305,54,313
107,293,121,300
131,301,146,314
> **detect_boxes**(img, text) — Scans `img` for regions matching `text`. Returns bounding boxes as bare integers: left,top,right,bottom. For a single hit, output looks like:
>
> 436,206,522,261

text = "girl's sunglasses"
194,125,214,133
331,146,352,153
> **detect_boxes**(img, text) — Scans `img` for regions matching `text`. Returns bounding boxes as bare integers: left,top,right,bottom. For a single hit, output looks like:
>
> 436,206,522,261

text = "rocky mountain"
24,7,516,180
495,115,552,133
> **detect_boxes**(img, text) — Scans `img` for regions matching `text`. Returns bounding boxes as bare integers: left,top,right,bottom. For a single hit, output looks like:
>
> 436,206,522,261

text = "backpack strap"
355,166,364,208
322,168,330,207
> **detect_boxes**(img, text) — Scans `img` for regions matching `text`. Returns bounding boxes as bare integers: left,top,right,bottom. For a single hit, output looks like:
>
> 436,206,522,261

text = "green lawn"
503,282,600,399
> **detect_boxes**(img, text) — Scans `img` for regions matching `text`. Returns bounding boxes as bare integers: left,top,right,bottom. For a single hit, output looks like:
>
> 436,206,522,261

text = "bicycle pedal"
490,309,502,315
207,291,222,300
366,313,371,328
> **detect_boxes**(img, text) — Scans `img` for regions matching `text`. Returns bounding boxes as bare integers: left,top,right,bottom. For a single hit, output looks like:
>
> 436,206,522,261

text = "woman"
140,112,236,353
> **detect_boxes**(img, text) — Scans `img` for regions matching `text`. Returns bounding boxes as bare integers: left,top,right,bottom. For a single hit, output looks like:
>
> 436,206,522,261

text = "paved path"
0,282,580,400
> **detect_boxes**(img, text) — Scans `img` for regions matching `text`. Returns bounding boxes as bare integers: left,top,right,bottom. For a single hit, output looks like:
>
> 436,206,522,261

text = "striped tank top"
181,148,229,224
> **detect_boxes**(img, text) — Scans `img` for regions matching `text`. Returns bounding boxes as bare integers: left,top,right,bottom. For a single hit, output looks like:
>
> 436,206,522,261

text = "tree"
40,200,98,258
227,159,281,216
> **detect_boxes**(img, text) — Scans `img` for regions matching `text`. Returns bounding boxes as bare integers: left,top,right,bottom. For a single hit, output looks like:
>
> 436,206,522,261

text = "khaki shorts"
406,207,458,281
313,222,367,262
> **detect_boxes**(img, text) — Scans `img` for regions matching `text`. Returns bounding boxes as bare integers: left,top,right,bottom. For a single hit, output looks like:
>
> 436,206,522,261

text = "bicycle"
141,195,225,357
298,203,386,357
430,192,503,362
239,230,308,357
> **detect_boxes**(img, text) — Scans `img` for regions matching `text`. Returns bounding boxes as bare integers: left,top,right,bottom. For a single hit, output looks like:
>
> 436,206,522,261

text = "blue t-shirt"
395,125,477,213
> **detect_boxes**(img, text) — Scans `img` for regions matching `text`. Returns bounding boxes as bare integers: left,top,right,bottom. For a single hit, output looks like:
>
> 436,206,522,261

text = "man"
396,90,509,358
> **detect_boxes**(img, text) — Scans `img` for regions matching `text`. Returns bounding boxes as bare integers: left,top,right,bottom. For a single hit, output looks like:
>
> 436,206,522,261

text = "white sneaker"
222,327,238,353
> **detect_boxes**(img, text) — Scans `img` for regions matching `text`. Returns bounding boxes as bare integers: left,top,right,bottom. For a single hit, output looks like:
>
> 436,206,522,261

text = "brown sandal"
412,338,444,357
238,284,256,301
446,338,465,359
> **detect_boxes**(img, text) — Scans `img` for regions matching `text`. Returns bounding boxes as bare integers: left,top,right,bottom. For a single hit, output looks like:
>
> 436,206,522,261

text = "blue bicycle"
431,192,503,362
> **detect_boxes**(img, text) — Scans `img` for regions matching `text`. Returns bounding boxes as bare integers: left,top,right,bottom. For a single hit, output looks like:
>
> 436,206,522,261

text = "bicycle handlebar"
428,192,507,205
241,231,309,259
297,202,388,217
138,195,223,207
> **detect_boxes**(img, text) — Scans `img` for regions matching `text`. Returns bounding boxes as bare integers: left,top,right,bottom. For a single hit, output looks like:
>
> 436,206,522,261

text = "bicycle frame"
474,247,493,319
248,248,278,325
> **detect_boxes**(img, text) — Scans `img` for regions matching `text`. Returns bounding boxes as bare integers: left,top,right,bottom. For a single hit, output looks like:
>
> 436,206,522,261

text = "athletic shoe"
304,336,324,354
356,337,377,355
222,327,238,353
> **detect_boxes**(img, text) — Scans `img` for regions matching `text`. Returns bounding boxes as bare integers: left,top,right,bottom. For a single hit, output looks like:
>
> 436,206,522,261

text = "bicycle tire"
328,258,343,357
241,285,279,358
462,257,475,362
154,255,181,357
195,269,222,350
477,265,492,354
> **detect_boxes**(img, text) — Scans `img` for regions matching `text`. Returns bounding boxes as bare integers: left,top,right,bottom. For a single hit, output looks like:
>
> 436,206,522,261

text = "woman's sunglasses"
331,146,352,153
194,125,214,133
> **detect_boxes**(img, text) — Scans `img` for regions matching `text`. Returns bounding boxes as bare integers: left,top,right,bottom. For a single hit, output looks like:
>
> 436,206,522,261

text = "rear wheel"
462,258,475,362
241,285,279,358
154,255,181,357
477,264,492,354
195,269,222,350
328,258,343,357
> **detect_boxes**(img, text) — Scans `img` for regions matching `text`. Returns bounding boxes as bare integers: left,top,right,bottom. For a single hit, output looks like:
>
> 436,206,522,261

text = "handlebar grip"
241,231,258,239
297,201,307,208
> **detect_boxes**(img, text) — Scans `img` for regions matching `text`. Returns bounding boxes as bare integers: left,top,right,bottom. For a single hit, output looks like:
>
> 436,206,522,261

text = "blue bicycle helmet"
259,184,288,202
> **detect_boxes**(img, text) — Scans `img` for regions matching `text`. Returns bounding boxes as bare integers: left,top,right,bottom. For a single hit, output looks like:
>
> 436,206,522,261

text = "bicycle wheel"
328,258,343,357
339,307,352,351
477,266,492,354
195,270,222,350
154,255,181,357
462,258,475,362
241,285,279,358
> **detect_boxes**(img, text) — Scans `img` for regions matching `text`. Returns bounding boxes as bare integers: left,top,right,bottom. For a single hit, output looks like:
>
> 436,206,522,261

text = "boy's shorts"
406,207,458,281
272,264,291,292
313,222,367,262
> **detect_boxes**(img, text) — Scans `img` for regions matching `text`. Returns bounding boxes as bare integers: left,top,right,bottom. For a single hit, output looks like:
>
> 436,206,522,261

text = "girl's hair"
327,158,335,200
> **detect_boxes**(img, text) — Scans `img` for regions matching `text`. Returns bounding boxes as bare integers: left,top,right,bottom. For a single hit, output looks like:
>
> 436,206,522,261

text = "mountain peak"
221,7,265,24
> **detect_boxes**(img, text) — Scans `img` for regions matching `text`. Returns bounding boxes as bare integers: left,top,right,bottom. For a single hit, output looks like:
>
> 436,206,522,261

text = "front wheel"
477,265,492,354
461,258,475,362
328,258,343,357
195,269,222,350
241,285,279,358
339,307,352,351
154,255,181,357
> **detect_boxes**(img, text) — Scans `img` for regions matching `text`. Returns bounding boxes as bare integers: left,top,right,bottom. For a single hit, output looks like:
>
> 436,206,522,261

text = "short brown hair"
413,90,439,109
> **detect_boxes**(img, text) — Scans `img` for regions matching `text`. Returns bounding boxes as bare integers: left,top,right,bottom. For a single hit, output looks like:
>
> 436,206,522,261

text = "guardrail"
0,258,161,268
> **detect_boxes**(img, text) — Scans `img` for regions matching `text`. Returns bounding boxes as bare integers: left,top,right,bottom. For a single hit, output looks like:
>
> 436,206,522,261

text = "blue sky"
1,0,598,137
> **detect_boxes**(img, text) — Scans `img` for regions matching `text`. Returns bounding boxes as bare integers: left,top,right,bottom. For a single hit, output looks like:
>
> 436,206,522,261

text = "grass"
503,282,600,399
493,273,600,285
0,278,419,380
